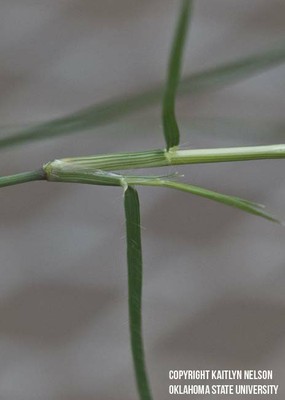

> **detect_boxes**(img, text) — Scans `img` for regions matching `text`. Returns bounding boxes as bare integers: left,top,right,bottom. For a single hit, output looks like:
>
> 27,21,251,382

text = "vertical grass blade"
124,187,153,400
162,0,192,150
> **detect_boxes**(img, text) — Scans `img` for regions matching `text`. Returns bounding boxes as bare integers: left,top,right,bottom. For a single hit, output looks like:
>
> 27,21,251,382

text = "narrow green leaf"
0,94,155,149
160,180,280,223
123,178,278,223
162,0,192,150
124,187,153,400
1,46,285,149
180,46,285,94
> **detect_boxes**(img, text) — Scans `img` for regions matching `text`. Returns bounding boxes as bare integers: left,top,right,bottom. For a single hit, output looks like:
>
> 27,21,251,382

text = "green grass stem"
0,169,45,188
2,144,285,190
44,144,285,174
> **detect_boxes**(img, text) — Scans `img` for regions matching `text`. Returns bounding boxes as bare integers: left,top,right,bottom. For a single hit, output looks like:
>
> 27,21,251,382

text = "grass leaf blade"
162,0,192,150
124,187,153,400
180,46,285,94
1,46,285,149
160,180,280,223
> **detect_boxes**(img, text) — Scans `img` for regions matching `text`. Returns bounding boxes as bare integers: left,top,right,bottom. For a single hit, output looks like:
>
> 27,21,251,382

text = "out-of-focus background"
1,1,285,399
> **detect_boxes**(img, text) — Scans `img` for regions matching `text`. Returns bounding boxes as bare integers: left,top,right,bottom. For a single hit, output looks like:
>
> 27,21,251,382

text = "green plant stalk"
0,169,45,188
44,144,285,175
2,144,285,189
124,187,153,400
1,145,280,222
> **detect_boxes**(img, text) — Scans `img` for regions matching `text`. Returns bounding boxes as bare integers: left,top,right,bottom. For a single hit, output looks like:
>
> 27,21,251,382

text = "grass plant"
1,1,285,399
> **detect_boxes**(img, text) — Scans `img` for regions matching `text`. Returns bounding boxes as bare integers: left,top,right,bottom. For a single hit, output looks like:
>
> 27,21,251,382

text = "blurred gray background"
1,0,285,399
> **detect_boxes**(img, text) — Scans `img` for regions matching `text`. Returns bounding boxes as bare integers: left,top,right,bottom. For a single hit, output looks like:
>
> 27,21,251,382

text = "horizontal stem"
45,144,285,178
0,169,45,188
2,144,285,189
170,144,285,164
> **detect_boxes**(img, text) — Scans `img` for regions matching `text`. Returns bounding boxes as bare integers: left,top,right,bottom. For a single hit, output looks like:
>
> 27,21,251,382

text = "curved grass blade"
124,187,153,400
130,178,279,223
1,47,285,149
161,180,280,223
162,0,192,150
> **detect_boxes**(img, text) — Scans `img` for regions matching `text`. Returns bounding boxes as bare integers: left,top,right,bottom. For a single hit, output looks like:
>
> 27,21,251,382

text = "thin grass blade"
159,180,280,223
124,187,153,400
1,46,285,149
180,46,285,94
162,0,192,149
